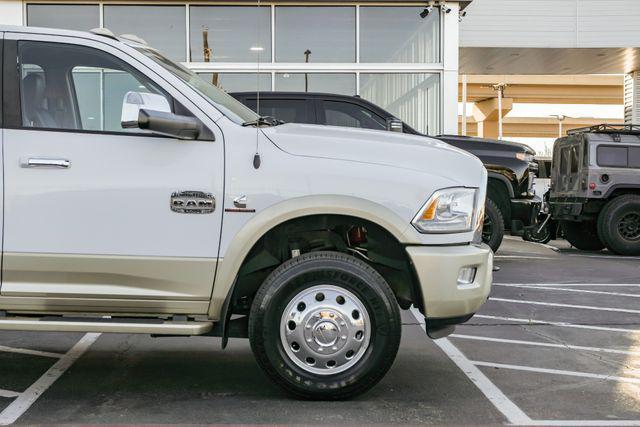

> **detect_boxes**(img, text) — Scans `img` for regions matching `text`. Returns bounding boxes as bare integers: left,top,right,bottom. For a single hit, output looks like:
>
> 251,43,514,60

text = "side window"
629,147,640,168
597,146,628,167
322,101,386,130
245,98,312,124
570,145,579,174
18,41,171,133
560,147,570,174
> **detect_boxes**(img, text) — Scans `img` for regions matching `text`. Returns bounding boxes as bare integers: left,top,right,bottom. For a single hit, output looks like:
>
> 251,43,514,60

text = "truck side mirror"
386,118,403,133
121,91,200,140
121,91,171,127
137,109,201,140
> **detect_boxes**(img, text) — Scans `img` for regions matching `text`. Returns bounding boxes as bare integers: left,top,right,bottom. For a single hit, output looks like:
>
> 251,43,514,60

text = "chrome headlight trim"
411,187,479,234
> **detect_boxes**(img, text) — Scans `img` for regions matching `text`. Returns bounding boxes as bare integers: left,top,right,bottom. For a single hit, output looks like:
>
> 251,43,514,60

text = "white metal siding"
461,0,640,48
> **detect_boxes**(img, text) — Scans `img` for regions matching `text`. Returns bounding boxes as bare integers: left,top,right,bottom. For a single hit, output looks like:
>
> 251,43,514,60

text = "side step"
0,316,213,335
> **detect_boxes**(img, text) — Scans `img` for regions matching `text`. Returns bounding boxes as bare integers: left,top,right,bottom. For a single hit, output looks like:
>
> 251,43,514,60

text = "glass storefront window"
190,7,271,63
104,5,186,61
27,4,99,31
197,73,272,93
360,7,440,63
275,73,356,95
360,74,440,135
275,7,355,63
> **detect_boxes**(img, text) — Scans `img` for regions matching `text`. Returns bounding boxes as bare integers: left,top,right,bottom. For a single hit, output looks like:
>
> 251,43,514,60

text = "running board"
0,316,213,335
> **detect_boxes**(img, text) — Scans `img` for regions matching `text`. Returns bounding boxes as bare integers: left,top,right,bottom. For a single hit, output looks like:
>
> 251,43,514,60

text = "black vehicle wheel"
597,195,640,256
561,220,604,251
249,251,401,400
523,223,552,244
482,198,505,252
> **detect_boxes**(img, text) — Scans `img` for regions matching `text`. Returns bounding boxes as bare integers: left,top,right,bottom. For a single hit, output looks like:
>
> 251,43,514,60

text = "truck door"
0,34,224,314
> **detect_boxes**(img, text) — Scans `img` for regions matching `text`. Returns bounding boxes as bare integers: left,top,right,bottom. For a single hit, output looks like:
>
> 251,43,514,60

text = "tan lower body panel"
0,252,217,315
0,295,209,315
0,317,213,335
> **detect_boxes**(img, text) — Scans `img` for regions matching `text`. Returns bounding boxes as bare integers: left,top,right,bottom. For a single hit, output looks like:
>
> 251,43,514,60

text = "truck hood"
261,123,485,187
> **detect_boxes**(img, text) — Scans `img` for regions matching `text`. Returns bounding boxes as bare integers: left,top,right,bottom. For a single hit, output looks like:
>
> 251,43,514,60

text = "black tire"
483,198,505,252
248,251,401,400
523,225,552,244
561,220,604,251
597,195,640,256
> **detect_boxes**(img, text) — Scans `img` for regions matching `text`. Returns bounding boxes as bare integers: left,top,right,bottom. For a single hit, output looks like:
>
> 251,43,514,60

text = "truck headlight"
516,152,534,162
412,187,478,234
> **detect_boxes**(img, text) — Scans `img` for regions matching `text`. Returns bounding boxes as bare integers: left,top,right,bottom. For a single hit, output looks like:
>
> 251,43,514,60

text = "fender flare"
208,195,420,319
487,172,515,199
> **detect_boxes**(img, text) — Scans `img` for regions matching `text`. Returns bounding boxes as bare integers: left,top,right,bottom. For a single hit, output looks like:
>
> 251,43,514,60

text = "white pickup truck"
0,25,492,399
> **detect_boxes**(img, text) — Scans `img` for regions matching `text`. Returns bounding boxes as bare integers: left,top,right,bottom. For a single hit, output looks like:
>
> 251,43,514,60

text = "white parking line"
494,284,640,298
0,333,100,426
0,390,19,399
490,297,640,314
450,334,640,356
472,361,640,384
410,307,533,425
495,255,555,260
0,345,63,359
529,421,640,426
495,283,640,287
474,314,640,334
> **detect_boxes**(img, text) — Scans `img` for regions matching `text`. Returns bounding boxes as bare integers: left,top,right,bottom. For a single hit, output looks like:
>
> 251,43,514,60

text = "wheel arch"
487,174,512,224
208,195,422,320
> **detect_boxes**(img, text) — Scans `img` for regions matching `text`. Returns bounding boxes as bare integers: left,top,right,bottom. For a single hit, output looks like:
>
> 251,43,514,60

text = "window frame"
596,144,640,169
5,36,212,140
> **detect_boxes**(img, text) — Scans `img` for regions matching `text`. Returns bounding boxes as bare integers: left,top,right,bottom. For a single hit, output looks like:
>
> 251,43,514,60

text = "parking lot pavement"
1,237,639,425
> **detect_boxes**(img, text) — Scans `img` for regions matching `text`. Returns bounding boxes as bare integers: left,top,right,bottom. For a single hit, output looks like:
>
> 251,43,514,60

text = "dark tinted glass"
27,4,99,31
570,146,579,173
323,101,386,130
244,98,311,124
597,146,628,167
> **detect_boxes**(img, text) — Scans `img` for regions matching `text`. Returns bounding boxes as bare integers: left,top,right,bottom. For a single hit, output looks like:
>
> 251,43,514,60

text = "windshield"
135,47,259,124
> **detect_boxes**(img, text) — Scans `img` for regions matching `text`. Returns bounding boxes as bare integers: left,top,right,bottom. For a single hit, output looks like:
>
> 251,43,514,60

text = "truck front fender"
207,195,420,319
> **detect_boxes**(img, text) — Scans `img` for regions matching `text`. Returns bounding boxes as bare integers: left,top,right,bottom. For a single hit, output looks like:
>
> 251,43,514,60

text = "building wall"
461,0,640,48
0,0,463,135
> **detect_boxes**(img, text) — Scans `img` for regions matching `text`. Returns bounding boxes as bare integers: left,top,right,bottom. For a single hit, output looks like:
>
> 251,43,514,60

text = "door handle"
21,158,71,169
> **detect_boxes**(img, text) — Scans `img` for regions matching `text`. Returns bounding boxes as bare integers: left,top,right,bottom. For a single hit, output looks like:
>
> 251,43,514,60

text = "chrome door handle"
21,158,71,169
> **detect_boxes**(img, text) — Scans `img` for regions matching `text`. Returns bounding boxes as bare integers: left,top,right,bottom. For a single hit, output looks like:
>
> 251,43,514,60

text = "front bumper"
406,243,493,330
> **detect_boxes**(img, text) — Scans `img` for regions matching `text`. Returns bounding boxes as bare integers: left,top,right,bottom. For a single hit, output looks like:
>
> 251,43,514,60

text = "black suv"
231,91,540,252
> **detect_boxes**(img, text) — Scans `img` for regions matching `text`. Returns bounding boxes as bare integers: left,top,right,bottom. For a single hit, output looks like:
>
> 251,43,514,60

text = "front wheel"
483,198,505,252
249,251,401,400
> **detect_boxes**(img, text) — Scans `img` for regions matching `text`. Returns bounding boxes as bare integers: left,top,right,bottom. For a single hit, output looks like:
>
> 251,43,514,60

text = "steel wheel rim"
280,284,371,376
618,212,640,241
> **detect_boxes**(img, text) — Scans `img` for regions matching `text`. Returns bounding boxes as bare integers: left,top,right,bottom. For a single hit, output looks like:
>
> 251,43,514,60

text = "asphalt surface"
1,237,639,425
